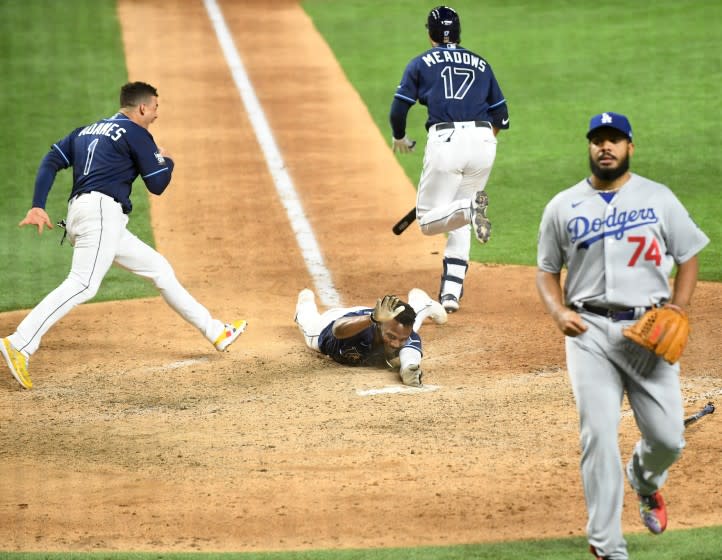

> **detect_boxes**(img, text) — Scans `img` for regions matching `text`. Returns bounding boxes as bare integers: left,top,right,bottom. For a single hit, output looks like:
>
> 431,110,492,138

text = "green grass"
302,0,722,281
0,0,157,312
2,526,722,558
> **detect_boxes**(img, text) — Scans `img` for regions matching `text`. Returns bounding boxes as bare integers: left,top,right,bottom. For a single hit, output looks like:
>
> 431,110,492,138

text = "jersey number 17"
441,66,475,99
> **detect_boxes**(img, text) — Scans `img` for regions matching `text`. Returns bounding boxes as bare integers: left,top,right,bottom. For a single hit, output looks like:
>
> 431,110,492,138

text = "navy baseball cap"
586,112,632,140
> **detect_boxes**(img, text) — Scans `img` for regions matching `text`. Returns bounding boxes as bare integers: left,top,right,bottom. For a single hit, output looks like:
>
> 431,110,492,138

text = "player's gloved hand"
400,363,423,387
371,295,403,324
392,136,416,153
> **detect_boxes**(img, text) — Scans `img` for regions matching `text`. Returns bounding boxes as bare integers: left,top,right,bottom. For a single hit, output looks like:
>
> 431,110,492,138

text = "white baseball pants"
416,121,497,260
9,191,225,357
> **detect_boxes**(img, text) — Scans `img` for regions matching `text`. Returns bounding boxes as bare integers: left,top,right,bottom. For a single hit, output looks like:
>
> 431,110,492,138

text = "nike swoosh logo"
502,117,509,125
571,201,584,208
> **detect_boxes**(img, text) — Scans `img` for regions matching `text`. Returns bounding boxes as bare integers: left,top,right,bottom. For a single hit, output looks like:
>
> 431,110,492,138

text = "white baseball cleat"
440,293,460,313
295,289,317,324
297,288,315,306
408,288,448,325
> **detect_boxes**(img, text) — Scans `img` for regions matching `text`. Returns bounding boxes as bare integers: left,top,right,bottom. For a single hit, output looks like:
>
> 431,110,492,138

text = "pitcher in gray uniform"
535,112,709,560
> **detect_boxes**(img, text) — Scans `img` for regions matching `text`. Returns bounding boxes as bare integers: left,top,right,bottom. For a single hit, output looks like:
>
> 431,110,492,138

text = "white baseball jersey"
537,173,710,308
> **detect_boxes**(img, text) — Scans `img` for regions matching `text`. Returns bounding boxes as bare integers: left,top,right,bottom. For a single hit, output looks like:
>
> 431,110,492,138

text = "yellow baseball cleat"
214,320,248,352
1,338,32,389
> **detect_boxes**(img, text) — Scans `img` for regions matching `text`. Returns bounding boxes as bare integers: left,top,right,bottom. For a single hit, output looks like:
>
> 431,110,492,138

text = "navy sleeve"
31,132,76,209
486,65,509,129
143,156,174,195
389,97,413,139
488,102,509,130
404,331,423,355
128,127,173,195
394,58,420,105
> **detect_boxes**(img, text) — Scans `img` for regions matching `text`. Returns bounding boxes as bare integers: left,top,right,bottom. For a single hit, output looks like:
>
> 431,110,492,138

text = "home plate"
355,384,441,396
156,358,209,371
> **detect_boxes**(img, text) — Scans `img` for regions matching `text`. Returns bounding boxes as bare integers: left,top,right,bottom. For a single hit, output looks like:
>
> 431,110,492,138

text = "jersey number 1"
83,138,99,176
627,236,662,266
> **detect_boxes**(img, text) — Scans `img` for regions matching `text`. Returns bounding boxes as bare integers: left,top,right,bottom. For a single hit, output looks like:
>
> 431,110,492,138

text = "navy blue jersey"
394,44,508,130
318,309,423,367
32,112,173,214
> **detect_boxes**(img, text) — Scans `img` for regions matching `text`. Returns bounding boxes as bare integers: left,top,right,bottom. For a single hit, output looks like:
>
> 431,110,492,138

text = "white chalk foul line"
203,0,341,308
356,384,441,397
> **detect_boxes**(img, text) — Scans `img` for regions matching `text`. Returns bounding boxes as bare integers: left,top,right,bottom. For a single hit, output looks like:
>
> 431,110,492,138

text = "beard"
589,152,630,182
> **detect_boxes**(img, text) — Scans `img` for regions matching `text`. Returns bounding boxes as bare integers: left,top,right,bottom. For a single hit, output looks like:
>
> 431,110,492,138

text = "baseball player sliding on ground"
389,5,509,313
536,112,709,560
0,82,246,390
294,288,446,387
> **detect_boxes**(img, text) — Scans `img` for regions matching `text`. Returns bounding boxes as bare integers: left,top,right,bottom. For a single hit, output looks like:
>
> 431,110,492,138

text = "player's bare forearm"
536,270,565,316
18,207,53,234
536,269,587,336
670,256,700,310
331,315,374,339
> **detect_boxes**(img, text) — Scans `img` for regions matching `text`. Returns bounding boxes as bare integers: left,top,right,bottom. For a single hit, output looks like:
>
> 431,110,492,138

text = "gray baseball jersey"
537,173,709,308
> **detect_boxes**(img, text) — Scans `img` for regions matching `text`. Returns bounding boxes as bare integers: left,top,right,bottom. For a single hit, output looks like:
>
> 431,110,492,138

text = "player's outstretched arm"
19,207,53,234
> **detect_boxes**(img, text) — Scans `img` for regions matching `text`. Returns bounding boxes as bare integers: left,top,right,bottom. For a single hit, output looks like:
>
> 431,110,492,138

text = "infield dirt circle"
1,0,720,552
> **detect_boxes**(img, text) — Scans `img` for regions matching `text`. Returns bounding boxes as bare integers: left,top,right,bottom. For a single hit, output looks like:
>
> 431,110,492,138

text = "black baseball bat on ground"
392,207,417,235
684,401,715,427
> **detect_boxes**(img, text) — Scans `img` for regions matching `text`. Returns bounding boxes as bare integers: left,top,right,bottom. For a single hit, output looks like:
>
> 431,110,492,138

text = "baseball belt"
433,120,492,131
579,303,653,322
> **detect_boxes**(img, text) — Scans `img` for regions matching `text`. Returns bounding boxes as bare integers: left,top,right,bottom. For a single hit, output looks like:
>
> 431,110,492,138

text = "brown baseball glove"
622,305,690,364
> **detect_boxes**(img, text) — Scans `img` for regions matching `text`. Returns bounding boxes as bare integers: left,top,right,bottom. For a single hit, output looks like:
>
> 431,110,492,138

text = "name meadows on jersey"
421,49,487,72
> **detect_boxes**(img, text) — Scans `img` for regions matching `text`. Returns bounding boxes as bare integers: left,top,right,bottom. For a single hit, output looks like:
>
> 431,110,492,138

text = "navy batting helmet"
426,6,461,44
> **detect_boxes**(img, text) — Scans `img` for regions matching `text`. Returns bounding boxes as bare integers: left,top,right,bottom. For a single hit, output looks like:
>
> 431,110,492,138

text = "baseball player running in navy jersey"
389,6,509,313
0,82,246,390
536,112,709,560
294,288,446,387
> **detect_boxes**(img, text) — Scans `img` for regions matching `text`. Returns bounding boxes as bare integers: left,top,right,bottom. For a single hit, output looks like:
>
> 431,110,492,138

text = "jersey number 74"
627,236,662,266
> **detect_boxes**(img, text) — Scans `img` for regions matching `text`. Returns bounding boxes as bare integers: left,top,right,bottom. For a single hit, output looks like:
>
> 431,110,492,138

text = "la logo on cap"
601,113,613,124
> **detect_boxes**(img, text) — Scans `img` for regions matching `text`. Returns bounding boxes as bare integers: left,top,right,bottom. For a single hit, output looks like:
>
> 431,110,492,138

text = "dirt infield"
1,0,720,552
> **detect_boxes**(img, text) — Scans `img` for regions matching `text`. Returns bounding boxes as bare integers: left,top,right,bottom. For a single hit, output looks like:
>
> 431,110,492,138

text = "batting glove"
392,136,416,153
400,363,423,387
371,295,403,323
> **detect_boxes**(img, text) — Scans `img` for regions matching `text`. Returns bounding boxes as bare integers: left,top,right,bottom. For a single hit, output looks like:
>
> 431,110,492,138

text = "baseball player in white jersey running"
389,6,509,313
294,288,446,387
0,82,247,390
536,112,709,560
